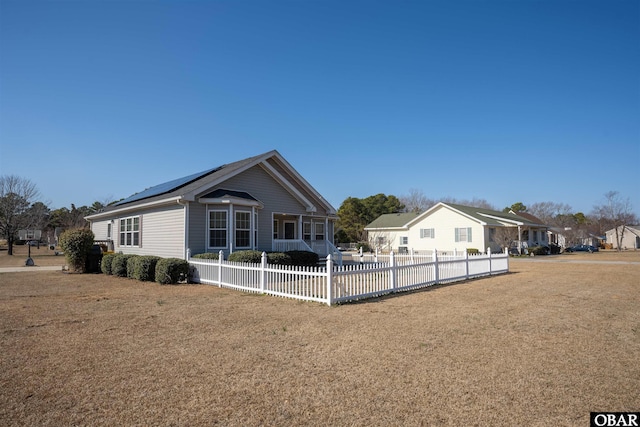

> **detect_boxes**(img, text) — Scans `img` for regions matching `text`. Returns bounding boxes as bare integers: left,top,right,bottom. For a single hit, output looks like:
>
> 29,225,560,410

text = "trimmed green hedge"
58,228,95,273
466,248,480,255
126,255,140,279
192,252,219,260
267,252,292,265
132,256,161,282
155,258,189,285
226,250,298,266
285,250,319,266
101,253,116,275
112,254,137,278
228,250,263,263
528,246,550,256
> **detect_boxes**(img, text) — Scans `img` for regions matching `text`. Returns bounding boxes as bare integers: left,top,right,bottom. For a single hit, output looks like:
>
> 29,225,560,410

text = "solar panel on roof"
115,166,223,206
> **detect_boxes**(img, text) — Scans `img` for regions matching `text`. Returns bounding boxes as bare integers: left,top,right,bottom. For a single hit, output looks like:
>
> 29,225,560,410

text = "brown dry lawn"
1,247,638,426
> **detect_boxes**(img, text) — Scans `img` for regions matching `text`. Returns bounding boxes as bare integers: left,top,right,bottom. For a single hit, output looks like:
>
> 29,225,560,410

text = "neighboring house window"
455,227,472,242
489,228,496,242
119,216,140,247
209,211,227,248
273,220,278,240
303,222,311,240
107,223,112,239
235,211,251,248
420,228,435,238
377,236,386,246
400,236,408,245
315,223,325,240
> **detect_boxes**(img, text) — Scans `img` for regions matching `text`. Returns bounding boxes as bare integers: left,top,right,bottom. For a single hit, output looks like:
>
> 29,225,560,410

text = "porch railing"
273,239,313,253
273,239,343,266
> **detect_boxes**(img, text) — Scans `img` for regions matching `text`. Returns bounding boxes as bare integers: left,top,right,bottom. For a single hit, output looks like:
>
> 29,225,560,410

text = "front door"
284,221,296,239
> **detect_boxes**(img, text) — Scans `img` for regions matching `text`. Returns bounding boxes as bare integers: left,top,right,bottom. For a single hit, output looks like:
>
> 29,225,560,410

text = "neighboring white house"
605,225,640,250
364,202,549,254
85,150,340,260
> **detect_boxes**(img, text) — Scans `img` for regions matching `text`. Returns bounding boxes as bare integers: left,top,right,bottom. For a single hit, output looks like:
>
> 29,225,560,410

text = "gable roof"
112,152,266,208
365,212,421,229
510,211,545,225
86,150,336,220
365,202,545,230
442,203,543,227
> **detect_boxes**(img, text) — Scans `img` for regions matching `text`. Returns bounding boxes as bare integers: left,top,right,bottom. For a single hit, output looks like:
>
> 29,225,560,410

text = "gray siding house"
86,150,339,260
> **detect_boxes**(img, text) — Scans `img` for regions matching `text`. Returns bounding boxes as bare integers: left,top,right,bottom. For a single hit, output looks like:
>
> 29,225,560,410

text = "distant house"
85,150,340,260
605,225,640,250
364,202,549,254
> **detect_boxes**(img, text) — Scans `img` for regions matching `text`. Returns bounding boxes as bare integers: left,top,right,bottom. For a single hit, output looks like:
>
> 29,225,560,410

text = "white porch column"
298,216,303,240
229,204,234,254
517,226,522,254
325,217,329,241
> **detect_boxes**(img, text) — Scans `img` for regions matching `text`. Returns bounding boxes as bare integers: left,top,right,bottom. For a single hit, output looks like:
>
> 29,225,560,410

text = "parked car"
564,244,599,253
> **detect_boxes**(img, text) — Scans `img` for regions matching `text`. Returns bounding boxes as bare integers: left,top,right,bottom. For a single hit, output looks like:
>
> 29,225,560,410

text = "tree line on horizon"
1,175,637,255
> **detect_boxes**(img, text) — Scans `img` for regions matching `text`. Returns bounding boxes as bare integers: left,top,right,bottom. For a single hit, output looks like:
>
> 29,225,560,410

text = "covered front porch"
513,225,550,254
272,213,342,264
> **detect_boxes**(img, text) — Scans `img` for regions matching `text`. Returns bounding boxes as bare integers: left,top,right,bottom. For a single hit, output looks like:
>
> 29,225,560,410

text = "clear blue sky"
1,0,638,216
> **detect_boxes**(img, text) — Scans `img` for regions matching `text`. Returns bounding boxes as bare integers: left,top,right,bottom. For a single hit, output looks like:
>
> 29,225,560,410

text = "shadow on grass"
336,271,520,305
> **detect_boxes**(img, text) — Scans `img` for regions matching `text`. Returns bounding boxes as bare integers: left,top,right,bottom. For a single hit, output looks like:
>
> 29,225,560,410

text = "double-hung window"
455,227,472,242
303,222,311,240
119,216,140,247
209,211,227,248
235,211,251,248
315,223,325,240
400,236,408,245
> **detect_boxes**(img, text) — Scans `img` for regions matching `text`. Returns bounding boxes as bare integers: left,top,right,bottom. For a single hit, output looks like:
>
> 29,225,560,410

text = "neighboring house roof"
365,202,546,230
86,150,336,220
365,212,421,229
511,211,545,225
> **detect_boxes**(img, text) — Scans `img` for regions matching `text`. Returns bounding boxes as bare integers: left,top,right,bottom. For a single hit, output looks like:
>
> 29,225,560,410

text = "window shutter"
139,216,142,247
455,228,459,242
467,227,472,242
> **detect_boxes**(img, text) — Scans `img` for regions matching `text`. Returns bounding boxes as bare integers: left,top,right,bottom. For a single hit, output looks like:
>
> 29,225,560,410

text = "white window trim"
119,216,141,247
208,209,228,249
235,210,251,249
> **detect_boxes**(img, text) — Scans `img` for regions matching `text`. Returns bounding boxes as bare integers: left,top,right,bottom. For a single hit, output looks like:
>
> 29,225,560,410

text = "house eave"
364,226,409,232
85,196,184,221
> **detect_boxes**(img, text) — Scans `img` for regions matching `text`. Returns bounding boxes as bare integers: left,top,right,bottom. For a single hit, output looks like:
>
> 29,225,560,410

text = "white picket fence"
188,249,509,306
